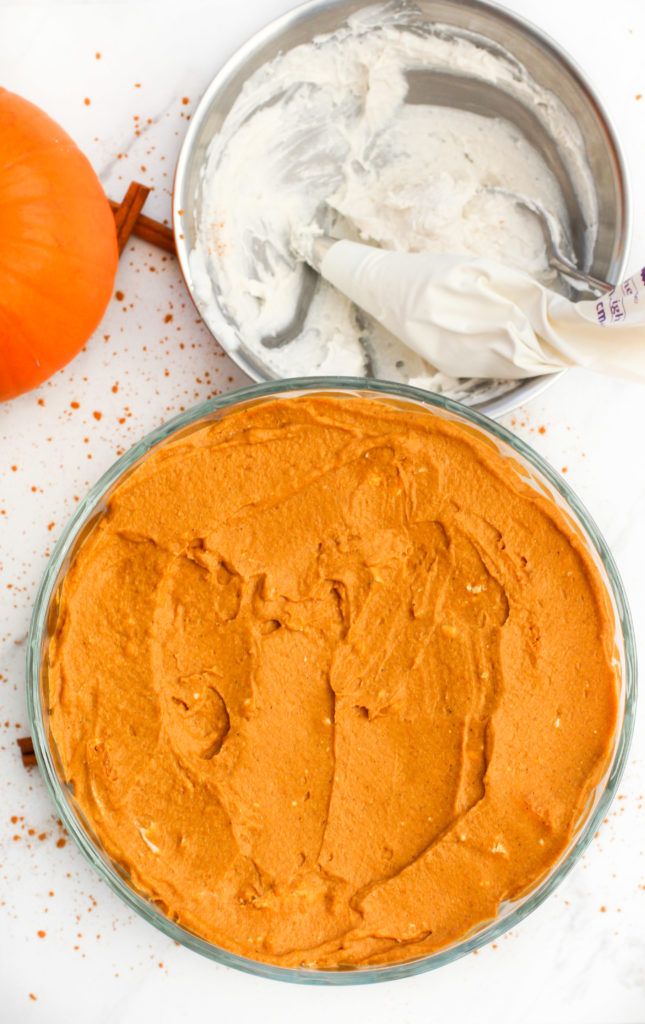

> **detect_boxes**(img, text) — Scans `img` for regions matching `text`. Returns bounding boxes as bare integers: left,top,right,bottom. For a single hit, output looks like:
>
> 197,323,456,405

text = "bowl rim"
27,377,637,984
171,0,632,419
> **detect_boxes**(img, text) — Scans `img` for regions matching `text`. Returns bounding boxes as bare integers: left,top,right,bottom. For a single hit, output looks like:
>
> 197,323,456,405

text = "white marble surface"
1,1,644,1020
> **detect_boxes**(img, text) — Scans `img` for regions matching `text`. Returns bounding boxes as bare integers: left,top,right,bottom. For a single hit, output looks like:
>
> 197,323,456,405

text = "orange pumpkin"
0,88,118,401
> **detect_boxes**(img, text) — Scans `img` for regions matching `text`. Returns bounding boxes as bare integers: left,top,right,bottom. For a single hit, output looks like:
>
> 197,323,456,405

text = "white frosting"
190,5,598,398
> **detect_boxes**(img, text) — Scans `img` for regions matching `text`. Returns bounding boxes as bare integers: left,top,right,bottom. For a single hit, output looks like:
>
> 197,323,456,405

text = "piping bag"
314,239,645,381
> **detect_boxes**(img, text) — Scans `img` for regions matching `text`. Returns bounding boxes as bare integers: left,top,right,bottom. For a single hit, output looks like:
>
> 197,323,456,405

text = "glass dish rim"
26,376,637,985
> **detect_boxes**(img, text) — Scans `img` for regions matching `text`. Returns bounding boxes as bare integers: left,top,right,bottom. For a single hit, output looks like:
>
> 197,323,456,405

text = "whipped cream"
190,4,598,400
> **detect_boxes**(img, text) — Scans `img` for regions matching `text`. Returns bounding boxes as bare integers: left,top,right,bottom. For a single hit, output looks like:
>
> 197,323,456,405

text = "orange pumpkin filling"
49,396,618,966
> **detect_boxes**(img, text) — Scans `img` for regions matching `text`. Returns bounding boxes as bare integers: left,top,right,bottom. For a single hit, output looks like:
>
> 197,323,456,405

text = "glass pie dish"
27,377,636,984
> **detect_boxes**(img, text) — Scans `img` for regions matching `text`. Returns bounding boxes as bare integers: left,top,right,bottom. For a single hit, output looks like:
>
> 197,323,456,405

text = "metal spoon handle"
548,253,613,295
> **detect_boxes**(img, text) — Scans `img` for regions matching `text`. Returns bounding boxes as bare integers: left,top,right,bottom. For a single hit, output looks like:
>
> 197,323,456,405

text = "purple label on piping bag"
594,270,643,325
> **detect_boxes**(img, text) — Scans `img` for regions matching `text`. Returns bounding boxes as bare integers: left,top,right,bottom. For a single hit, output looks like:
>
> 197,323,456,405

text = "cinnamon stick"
108,199,176,254
112,181,151,255
17,736,37,768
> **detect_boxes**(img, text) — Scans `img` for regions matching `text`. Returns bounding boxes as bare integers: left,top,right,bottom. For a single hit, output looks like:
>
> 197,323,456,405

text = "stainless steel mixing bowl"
173,0,631,417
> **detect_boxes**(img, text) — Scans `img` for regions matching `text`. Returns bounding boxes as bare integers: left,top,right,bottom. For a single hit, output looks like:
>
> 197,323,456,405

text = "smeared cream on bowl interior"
190,5,597,400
